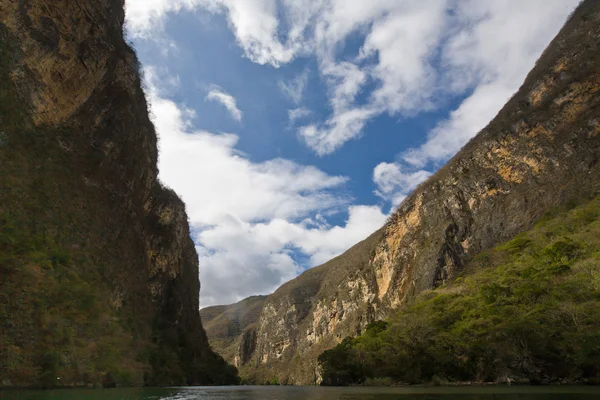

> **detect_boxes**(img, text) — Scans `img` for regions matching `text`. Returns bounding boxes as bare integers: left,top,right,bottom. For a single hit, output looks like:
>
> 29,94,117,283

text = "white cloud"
144,68,386,306
294,205,388,266
322,61,368,112
293,0,448,154
126,0,302,66
361,1,446,114
196,205,387,305
128,0,579,306
288,107,312,125
300,106,377,156
127,0,577,156
401,82,513,168
206,87,243,122
297,59,376,154
400,0,580,168
279,69,310,104
373,162,431,206
125,0,197,37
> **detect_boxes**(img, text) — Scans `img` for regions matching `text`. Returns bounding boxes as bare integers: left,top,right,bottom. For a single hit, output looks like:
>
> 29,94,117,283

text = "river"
2,386,600,400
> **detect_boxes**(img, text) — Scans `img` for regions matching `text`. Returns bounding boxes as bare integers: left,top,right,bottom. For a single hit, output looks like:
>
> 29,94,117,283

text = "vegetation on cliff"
319,196,600,386
0,2,238,388
200,296,267,368
0,33,141,387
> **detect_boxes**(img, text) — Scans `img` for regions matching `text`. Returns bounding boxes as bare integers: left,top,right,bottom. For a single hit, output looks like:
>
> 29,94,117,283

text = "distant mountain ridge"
200,296,267,368
203,0,600,385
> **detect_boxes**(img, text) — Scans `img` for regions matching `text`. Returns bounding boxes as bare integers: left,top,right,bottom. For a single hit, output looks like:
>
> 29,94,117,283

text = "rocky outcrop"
0,0,237,387
200,296,267,368
231,0,600,384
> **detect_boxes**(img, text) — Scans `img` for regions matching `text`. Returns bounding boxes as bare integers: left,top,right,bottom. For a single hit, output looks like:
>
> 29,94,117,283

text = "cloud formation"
126,0,578,306
144,68,386,306
373,162,431,206
196,205,387,306
206,88,243,122
279,69,310,104
126,0,577,158
399,0,579,168
288,107,312,125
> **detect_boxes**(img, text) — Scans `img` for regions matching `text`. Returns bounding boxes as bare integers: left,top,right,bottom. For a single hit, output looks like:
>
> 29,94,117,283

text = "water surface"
3,386,600,400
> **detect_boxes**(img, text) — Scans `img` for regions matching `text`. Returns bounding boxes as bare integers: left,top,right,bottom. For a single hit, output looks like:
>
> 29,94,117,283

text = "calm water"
2,386,600,400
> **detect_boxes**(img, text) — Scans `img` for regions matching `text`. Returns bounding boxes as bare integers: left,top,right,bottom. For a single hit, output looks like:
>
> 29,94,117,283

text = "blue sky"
125,0,578,307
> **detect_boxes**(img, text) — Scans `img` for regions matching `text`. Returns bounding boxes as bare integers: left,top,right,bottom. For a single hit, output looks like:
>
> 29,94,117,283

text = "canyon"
203,0,600,385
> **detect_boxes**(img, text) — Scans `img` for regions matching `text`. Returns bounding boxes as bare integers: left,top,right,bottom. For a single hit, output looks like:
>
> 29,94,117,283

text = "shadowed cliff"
0,0,238,387
200,296,268,369
210,0,600,385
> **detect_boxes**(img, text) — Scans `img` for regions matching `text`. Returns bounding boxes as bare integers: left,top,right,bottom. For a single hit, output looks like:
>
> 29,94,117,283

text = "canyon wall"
200,296,267,369
0,0,237,387
229,0,600,384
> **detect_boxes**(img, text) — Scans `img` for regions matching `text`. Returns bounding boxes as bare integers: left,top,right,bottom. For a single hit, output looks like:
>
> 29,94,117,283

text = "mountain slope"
319,195,600,385
230,0,600,384
0,0,237,387
200,296,267,368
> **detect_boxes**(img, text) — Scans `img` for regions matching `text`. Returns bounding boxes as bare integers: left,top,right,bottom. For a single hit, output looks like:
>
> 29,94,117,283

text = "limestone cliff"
0,0,237,387
229,0,600,384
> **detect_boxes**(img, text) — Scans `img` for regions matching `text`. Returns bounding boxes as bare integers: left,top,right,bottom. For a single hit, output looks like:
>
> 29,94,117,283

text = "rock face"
229,0,600,384
0,0,237,387
200,296,267,368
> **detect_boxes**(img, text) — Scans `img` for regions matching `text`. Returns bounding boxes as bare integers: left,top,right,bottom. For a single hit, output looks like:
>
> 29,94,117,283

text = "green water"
2,386,600,400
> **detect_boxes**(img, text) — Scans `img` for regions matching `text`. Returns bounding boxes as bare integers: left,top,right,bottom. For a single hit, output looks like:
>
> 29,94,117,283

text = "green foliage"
266,377,280,385
0,36,145,388
498,235,531,253
319,196,600,386
200,296,267,365
0,211,145,387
